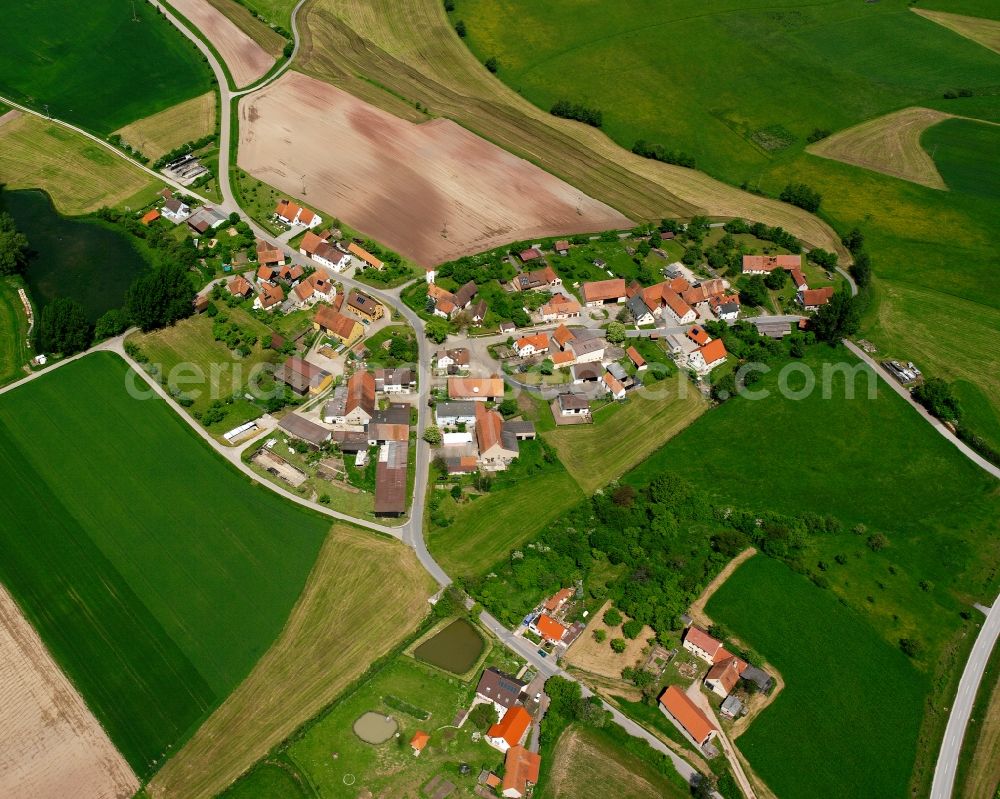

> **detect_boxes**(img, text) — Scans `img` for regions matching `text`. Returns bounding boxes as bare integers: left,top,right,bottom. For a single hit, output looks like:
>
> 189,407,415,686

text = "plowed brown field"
170,0,274,87
238,71,631,265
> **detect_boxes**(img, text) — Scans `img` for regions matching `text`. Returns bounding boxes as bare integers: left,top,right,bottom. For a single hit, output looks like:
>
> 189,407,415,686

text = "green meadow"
0,353,329,775
707,556,928,799
0,0,213,133
628,347,1000,794
459,0,1000,440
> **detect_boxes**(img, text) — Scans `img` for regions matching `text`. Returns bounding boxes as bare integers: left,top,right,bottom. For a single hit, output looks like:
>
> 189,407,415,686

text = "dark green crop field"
0,0,214,133
0,353,328,776
923,118,1000,199
707,556,928,799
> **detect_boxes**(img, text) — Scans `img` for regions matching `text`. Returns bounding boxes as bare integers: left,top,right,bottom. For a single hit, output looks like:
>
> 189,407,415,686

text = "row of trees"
0,211,30,276
550,100,603,128
631,140,696,168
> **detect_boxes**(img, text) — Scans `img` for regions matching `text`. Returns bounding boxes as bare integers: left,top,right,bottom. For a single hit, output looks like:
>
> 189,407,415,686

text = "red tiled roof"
487,706,532,748
698,338,728,366
475,403,507,454
348,242,383,268
742,254,801,272
346,370,376,416
662,289,693,320
659,686,715,743
410,730,430,751
684,626,723,657
141,209,159,224
603,372,625,396
706,657,742,695
626,346,645,367
314,306,359,340
516,333,549,352
686,325,710,346
552,324,576,347
448,377,504,399
800,286,835,306
227,275,252,296
536,614,568,642
544,588,574,612
503,745,541,797
582,278,627,304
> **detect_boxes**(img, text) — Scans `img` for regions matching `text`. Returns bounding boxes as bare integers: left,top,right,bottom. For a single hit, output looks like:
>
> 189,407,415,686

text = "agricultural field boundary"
112,92,217,161
912,8,1000,56
806,107,951,190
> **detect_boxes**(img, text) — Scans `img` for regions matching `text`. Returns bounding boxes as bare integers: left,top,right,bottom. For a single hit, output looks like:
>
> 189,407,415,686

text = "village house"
274,356,333,396
278,414,331,448
704,654,748,699
626,346,646,371
434,298,457,319
627,293,656,326
453,280,478,309
374,440,407,516
475,668,527,716
544,588,574,614
514,333,550,358
603,371,627,400
346,290,384,322
502,745,541,799
434,401,477,427
518,247,544,263
347,242,383,270
368,422,409,445
557,392,590,417
798,286,835,310
531,614,570,645
486,706,532,753
742,254,801,274
306,271,334,300
687,325,711,347
681,279,727,306
313,306,363,346
581,278,627,307
435,347,471,372
256,239,286,268
554,239,571,256
186,206,227,235
689,338,728,374
567,336,604,364
571,363,603,384
663,289,697,325
551,324,576,351
476,404,519,471
226,275,254,298
448,377,504,402
658,686,717,748
539,294,581,322
275,199,322,229
161,197,190,221
516,265,560,291
256,264,276,285
253,282,284,311
789,267,808,291
469,299,488,325
683,626,726,663
342,370,376,427
375,367,415,394
710,294,741,322
300,231,351,271
410,730,429,757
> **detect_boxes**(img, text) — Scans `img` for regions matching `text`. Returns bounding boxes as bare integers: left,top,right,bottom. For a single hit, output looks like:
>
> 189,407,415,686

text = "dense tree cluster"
125,262,195,332
780,182,822,213
36,298,90,355
912,378,961,422
0,211,29,276
723,218,802,253
810,286,861,344
550,100,603,128
468,469,850,643
631,140,696,168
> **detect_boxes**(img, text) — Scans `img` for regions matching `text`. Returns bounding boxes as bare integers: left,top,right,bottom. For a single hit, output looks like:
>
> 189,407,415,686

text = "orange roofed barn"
502,745,541,798
659,686,716,747
410,730,430,756
486,705,532,752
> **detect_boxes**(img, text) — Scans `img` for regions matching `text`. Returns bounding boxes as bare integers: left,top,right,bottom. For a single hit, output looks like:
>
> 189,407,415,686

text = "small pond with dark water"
6,189,154,321
412,618,485,675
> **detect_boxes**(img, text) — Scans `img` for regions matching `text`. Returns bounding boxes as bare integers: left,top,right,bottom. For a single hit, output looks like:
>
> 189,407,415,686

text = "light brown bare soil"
962,667,1000,799
548,726,672,798
0,584,138,799
170,0,275,87
807,107,951,190
238,71,631,265
563,600,653,682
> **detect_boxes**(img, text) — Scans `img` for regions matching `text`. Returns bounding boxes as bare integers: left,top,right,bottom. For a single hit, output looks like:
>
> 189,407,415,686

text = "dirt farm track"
0,584,138,799
238,71,631,265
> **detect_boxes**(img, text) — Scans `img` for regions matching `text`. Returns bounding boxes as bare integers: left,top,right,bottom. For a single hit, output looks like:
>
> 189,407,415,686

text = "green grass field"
0,0,214,133
707,556,928,799
0,277,32,386
542,388,707,494
628,346,1000,794
427,439,584,577
0,353,329,776
922,117,1000,199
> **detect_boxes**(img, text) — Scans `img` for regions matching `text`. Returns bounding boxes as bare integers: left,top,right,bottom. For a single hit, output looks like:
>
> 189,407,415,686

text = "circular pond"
352,711,398,744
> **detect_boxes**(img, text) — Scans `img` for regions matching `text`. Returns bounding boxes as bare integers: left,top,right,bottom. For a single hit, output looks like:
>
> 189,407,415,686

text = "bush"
899,638,924,658
484,56,499,73
806,128,831,143
867,533,889,551
610,638,627,653
454,19,466,37
603,607,623,627
622,619,643,639
593,629,607,643
631,140,695,168
913,378,961,423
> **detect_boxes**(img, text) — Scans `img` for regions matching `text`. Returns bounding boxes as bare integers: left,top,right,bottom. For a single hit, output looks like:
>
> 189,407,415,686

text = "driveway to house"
931,595,1000,799
685,683,757,799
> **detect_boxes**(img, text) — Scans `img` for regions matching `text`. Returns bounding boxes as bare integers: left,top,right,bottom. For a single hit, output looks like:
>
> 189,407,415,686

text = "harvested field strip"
542,389,708,494
0,114,157,214
295,0,848,256
204,0,287,55
238,71,630,265
807,107,951,190
147,525,434,799
0,584,139,799
959,636,1000,799
0,353,329,774
114,93,216,161
0,277,31,387
169,0,276,87
913,8,1000,55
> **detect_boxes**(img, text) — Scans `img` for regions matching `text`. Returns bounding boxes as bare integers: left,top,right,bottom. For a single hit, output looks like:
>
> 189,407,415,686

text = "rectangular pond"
412,618,485,675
